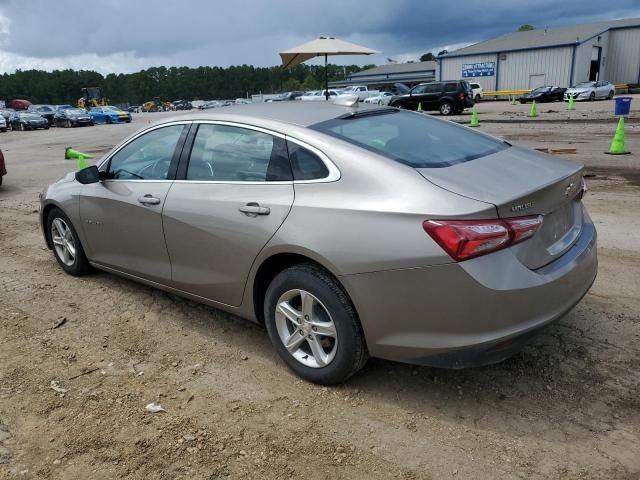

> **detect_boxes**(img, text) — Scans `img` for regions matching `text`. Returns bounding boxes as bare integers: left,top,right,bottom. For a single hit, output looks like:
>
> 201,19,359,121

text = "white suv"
470,83,483,103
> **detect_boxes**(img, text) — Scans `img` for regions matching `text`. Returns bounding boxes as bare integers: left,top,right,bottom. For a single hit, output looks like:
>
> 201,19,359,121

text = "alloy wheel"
274,289,338,368
440,102,452,115
50,218,76,266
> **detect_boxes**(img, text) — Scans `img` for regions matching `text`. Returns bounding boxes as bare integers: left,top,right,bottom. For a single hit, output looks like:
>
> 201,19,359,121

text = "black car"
519,86,566,104
173,100,193,110
388,80,474,115
29,105,57,125
54,108,94,128
10,112,49,130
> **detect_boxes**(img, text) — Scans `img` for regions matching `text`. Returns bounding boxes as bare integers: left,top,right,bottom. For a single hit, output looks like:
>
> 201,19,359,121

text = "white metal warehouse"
439,18,640,91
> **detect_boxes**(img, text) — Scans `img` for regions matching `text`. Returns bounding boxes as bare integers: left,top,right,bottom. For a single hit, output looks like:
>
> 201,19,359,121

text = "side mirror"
75,165,101,184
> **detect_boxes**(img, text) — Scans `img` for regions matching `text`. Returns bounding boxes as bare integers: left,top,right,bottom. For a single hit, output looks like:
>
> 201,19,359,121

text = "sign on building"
462,62,495,77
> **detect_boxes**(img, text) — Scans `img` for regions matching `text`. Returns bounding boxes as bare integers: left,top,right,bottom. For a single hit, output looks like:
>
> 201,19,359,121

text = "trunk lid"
417,145,585,269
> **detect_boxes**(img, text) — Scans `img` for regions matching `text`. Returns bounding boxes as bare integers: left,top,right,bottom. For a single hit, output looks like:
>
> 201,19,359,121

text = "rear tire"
20,123,25,131
439,101,453,115
46,208,92,276
264,263,368,385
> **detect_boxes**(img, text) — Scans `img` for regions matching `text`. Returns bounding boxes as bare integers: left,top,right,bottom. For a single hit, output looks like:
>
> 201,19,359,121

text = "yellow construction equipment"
142,97,174,112
77,87,108,109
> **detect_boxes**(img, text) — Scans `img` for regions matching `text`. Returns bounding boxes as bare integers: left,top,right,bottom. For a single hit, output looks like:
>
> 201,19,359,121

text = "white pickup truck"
338,85,380,101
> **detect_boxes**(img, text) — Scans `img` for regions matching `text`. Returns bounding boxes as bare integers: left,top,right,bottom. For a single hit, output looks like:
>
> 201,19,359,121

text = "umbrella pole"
325,54,329,101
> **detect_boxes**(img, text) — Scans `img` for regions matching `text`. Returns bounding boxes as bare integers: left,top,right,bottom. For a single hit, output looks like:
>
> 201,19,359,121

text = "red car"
0,148,5,186
8,99,32,111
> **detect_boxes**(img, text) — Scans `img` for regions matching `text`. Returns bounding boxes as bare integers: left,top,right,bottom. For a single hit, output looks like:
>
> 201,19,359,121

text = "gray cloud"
0,0,638,73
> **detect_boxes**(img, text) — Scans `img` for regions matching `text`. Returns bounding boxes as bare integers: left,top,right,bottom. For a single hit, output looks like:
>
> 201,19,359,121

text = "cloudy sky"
0,0,638,74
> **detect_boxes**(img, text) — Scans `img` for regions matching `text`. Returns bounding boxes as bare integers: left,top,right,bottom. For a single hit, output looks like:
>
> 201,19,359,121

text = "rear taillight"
578,177,587,200
423,215,543,261
459,92,465,100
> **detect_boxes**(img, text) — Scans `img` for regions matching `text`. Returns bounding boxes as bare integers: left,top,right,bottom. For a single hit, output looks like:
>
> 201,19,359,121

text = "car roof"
164,101,393,128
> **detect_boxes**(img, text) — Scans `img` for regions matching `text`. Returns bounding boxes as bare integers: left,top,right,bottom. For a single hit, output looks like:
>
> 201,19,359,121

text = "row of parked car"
0,104,132,131
261,79,618,116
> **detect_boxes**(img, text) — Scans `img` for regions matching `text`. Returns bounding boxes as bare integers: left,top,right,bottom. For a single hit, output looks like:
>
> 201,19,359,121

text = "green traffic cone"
417,102,423,112
469,105,479,127
605,117,630,155
65,147,94,170
511,96,516,105
528,100,537,118
568,94,575,111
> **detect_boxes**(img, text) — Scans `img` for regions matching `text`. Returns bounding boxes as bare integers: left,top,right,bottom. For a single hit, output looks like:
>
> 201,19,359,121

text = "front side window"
311,110,508,168
107,125,184,180
186,124,292,182
411,84,427,94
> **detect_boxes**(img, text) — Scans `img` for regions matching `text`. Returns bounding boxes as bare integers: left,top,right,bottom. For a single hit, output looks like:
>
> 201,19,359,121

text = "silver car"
564,80,615,101
39,102,597,384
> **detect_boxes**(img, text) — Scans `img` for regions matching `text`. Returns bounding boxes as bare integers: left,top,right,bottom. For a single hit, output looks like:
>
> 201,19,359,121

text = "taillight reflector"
423,215,543,261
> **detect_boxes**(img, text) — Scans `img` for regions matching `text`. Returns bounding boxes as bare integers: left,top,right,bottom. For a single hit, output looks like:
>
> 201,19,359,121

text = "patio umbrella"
280,36,380,100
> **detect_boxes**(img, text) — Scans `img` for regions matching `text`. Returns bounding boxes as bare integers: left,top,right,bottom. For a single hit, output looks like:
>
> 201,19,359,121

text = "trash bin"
614,96,632,116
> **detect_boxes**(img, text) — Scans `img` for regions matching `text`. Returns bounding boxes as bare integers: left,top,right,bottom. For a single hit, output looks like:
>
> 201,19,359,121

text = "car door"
79,123,189,283
596,81,608,98
162,122,295,306
407,84,427,110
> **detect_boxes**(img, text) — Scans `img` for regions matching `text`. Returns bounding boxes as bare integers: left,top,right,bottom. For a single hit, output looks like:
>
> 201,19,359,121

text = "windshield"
532,87,551,93
103,106,119,111
575,82,596,88
311,110,508,168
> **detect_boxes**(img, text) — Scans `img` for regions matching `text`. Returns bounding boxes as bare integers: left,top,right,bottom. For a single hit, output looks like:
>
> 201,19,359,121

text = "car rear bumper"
340,212,597,368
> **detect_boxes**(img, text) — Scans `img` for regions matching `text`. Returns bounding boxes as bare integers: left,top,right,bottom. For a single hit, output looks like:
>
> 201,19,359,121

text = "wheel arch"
249,249,348,325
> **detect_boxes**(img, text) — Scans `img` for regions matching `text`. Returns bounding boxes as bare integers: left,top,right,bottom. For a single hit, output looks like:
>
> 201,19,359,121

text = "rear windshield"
310,110,508,168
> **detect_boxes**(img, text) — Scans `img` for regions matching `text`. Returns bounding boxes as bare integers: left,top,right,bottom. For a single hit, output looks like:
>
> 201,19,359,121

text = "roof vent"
334,94,359,107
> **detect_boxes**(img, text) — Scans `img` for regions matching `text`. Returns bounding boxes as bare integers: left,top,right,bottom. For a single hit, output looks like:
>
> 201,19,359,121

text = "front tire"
474,95,481,103
607,90,614,100
47,208,92,276
589,92,595,101
264,264,368,385
439,101,453,115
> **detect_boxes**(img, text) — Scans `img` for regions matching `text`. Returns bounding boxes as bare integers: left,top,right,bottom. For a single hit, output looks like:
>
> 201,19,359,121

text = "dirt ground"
1,100,639,479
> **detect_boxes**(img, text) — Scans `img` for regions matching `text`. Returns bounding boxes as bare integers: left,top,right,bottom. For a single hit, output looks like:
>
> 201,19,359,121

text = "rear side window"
287,141,329,180
444,82,458,93
311,110,508,168
186,124,292,182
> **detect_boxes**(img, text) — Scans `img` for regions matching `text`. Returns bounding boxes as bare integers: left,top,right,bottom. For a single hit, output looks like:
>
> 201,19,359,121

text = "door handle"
138,194,161,206
239,202,270,216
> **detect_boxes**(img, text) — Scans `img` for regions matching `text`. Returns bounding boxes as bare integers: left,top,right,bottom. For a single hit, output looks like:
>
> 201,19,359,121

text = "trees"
0,63,370,105
420,52,434,62
437,49,448,56
518,24,535,31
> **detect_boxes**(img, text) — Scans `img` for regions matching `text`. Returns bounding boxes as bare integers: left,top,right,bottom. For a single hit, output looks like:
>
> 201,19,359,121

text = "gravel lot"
1,100,639,479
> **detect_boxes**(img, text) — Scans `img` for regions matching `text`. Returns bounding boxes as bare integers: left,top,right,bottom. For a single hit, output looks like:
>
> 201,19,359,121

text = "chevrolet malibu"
39,102,597,384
